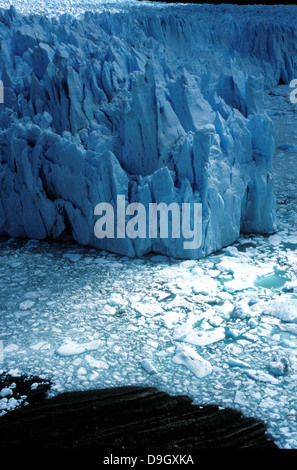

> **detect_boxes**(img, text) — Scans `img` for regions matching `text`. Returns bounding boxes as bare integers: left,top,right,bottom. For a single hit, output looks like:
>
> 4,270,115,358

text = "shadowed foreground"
0,386,277,449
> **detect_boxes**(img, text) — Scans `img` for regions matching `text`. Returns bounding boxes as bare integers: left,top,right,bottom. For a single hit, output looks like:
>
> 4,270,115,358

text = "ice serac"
0,4,296,259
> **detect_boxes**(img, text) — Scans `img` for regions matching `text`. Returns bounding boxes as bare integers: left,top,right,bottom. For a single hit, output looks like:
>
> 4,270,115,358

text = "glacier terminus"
0,1,291,258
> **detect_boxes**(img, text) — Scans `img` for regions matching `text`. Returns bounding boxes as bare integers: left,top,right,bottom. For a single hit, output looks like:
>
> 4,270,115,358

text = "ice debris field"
1,0,297,450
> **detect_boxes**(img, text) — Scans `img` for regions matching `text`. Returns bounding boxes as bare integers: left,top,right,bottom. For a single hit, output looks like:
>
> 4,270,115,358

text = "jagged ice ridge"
1,3,297,258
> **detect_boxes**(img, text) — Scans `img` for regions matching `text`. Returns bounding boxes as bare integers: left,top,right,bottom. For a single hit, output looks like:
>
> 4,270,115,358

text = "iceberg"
1,2,295,259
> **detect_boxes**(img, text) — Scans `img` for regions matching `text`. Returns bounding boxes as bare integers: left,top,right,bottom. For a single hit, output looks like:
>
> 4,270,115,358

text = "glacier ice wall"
0,3,297,258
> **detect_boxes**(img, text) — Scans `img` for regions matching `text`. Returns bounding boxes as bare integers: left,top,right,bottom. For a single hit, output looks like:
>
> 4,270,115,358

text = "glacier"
1,2,297,258
2,11,297,446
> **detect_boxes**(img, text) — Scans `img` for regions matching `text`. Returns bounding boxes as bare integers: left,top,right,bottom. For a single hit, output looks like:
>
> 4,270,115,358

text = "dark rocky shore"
0,378,277,449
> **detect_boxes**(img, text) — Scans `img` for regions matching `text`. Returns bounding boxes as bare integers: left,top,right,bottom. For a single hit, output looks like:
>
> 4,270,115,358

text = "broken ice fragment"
181,327,225,347
19,300,35,310
0,388,13,398
269,356,290,376
55,339,101,357
173,344,212,378
243,369,280,384
63,253,83,262
140,359,157,375
228,358,250,369
268,234,282,246
85,355,109,370
234,390,246,406
261,297,297,323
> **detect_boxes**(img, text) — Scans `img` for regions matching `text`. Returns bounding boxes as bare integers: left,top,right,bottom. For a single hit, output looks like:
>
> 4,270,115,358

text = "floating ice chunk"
131,302,163,317
220,259,274,292
55,341,86,356
282,282,297,293
226,328,243,339
269,234,282,246
287,410,296,421
103,305,117,315
208,315,223,327
8,369,20,377
72,358,82,366
225,344,243,355
228,358,250,368
248,318,258,328
4,344,19,353
85,355,109,370
77,367,87,377
24,291,40,299
283,235,297,244
161,310,184,329
192,279,217,296
242,332,258,342
282,338,297,348
248,294,259,306
140,359,157,375
257,323,274,337
224,246,244,258
269,356,290,376
181,327,225,347
165,295,193,311
234,390,246,405
154,291,171,302
172,344,212,378
223,277,254,293
216,259,243,274
31,341,51,350
209,270,221,278
6,397,20,410
279,323,297,336
179,260,198,269
192,271,218,296
30,383,39,391
63,253,83,262
109,294,127,308
172,320,194,341
271,334,280,342
0,388,13,398
217,292,233,301
55,339,101,356
261,296,297,323
0,398,8,410
243,369,280,384
259,397,279,410
19,300,35,310
232,300,256,319
89,371,99,381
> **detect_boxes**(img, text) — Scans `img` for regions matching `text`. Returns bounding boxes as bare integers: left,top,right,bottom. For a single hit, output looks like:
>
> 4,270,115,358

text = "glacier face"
0,3,296,258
